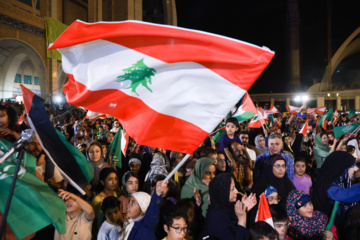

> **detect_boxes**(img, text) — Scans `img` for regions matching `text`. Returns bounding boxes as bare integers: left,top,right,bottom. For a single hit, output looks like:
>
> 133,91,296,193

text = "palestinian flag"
232,92,257,122
48,20,274,154
20,85,94,195
255,193,274,228
213,125,226,143
0,138,66,239
318,108,333,130
334,123,360,139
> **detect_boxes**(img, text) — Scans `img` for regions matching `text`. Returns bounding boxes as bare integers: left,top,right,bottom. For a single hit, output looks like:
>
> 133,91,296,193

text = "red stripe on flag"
64,75,208,154
49,21,274,91
20,84,36,114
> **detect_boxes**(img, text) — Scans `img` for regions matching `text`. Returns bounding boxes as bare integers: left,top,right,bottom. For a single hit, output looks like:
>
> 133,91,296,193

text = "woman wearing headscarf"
86,141,108,185
181,157,216,217
251,154,295,209
313,151,360,227
286,189,336,240
313,133,335,170
202,173,257,240
254,135,268,154
249,154,295,226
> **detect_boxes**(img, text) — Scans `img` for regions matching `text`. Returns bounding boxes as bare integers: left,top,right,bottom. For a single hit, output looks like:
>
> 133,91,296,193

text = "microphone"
0,129,35,165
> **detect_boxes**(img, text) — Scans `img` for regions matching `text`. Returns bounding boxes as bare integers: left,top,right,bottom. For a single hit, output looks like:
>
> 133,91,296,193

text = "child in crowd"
218,117,242,164
97,126,104,140
293,157,312,195
162,206,189,240
121,180,168,240
54,189,95,240
97,196,122,240
249,221,279,240
265,186,280,205
286,190,336,240
269,204,292,240
119,171,139,223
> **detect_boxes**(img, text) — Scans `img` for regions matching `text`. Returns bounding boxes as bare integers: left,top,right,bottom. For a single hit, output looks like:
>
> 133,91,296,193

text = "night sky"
175,0,360,93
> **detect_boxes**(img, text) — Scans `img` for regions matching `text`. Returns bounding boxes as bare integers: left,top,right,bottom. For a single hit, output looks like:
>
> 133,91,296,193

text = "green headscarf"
314,133,330,151
181,157,215,217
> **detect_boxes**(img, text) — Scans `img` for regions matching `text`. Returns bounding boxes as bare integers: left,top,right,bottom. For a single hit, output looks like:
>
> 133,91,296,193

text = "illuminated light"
302,95,309,101
55,95,63,103
327,93,330,97
294,96,301,102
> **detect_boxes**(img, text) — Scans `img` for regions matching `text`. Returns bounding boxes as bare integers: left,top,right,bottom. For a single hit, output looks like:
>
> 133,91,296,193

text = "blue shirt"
254,151,294,182
219,134,242,151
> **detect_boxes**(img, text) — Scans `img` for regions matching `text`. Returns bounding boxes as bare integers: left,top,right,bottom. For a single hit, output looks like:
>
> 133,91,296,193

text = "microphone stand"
0,150,24,237
0,129,34,238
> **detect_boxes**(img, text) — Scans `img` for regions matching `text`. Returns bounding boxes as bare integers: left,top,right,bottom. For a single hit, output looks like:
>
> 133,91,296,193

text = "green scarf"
181,157,215,217
314,133,330,152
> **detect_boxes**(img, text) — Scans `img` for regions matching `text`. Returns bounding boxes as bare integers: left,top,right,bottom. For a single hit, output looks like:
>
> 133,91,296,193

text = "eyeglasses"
268,196,281,202
170,226,188,234
273,164,286,169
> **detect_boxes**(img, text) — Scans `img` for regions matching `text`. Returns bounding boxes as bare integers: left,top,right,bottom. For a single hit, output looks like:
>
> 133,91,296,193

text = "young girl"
293,157,312,194
91,168,118,237
265,186,280,205
0,105,21,142
122,180,168,240
119,171,139,223
286,190,337,240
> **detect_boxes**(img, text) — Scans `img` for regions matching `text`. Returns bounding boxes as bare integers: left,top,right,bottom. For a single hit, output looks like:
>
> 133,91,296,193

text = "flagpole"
257,110,266,133
349,125,360,138
163,154,191,184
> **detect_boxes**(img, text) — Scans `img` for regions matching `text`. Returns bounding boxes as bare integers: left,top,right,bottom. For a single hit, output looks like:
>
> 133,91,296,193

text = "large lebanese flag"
307,106,326,115
49,20,274,154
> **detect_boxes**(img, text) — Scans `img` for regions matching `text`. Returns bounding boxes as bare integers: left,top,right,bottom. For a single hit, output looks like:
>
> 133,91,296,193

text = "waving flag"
20,85,94,195
0,138,66,239
307,106,326,115
255,193,274,228
334,123,360,139
348,109,356,119
318,108,333,130
265,105,280,114
49,20,274,154
85,110,107,120
286,104,304,115
232,92,257,122
249,110,267,128
299,119,309,135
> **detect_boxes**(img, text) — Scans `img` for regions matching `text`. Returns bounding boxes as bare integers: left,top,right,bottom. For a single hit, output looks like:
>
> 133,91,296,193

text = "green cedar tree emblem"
116,58,156,96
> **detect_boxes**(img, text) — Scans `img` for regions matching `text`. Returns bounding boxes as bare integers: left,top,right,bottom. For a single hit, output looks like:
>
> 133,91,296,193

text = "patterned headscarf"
255,135,268,154
286,190,328,239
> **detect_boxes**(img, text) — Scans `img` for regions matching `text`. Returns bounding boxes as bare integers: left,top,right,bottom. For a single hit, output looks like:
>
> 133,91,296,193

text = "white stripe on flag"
60,40,245,133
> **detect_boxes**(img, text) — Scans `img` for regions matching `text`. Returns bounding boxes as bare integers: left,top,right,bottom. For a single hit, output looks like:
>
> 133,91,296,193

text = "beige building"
0,0,176,102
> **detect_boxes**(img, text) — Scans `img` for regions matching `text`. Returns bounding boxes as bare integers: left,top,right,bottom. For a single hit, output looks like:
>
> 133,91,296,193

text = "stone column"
355,96,360,111
317,97,325,107
286,98,291,106
336,96,341,111
271,98,275,106
88,0,102,22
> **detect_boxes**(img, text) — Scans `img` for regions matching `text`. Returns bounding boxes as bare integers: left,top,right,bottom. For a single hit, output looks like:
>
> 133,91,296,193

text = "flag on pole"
286,104,304,115
333,109,339,124
108,128,122,168
18,114,24,125
299,119,309,135
0,138,66,239
20,85,94,195
265,105,280,114
307,106,326,115
48,20,274,154
121,129,129,156
333,123,360,139
255,193,274,228
213,125,226,143
232,92,257,122
249,110,267,128
348,109,356,119
318,108,333,130
267,114,274,126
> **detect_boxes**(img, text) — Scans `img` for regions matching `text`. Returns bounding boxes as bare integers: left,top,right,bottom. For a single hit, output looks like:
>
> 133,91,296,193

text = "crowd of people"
1,99,360,240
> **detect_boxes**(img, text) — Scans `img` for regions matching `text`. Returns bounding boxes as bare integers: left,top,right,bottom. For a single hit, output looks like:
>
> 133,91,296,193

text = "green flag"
348,109,356,119
333,123,360,138
0,138,66,239
45,17,68,61
108,130,122,168
318,108,333,129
